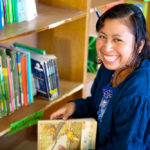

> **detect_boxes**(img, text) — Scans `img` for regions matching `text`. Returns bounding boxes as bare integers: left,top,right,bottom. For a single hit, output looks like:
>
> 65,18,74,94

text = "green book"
0,48,11,114
5,0,10,24
0,56,7,116
14,43,46,55
6,48,19,109
8,0,13,23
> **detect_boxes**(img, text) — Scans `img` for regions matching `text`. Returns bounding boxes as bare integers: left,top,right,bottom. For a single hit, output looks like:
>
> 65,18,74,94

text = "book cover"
7,56,15,112
14,42,46,55
38,118,97,150
12,46,33,104
6,48,20,109
13,0,26,22
24,0,37,21
3,0,7,24
0,0,4,29
16,52,24,106
7,0,13,23
5,0,10,24
0,56,7,116
20,55,28,106
31,57,50,99
0,48,11,114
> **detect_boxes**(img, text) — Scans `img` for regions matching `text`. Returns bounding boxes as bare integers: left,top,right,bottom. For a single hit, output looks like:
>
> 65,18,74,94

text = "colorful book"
24,0,37,21
0,56,7,116
12,46,33,104
5,47,20,109
13,43,46,55
0,48,11,114
0,0,4,29
38,118,97,150
20,55,28,106
7,0,13,23
4,0,10,24
13,0,26,22
31,56,50,99
7,56,15,112
16,52,24,106
3,0,7,24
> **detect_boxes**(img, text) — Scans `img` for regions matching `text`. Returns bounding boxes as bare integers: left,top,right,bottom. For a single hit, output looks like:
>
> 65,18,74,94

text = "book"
0,48,11,114
24,0,37,21
4,0,10,24
12,46,33,104
13,43,46,55
13,0,26,22
7,0,13,23
20,55,28,106
16,52,24,106
0,0,4,29
3,0,7,24
38,118,97,150
6,47,20,109
0,56,7,116
7,56,15,112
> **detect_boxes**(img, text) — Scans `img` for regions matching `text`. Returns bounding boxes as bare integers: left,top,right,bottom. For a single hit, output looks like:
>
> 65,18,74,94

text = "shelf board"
91,0,120,8
0,79,83,136
0,3,86,43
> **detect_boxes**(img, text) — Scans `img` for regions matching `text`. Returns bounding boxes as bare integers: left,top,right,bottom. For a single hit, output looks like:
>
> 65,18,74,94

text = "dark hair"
96,3,150,68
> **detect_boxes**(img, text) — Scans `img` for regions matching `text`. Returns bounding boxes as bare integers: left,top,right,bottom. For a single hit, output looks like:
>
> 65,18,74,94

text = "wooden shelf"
90,0,120,8
0,3,86,43
0,79,83,136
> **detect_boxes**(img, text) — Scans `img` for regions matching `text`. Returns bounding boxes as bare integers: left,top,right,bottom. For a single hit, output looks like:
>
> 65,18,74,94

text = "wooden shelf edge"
0,4,86,43
0,80,83,136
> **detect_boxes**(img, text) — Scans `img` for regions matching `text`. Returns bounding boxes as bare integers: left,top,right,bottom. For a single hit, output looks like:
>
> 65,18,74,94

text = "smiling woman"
50,4,150,150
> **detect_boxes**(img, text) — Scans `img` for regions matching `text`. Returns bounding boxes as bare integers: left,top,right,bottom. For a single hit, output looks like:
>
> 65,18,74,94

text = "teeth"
104,56,118,62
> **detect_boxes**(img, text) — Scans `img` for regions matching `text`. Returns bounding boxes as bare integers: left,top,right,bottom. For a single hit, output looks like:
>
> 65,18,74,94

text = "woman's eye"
99,35,106,39
114,38,122,42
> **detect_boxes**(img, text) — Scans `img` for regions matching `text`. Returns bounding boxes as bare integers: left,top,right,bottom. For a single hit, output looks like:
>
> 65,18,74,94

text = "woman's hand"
50,102,76,120
58,145,66,150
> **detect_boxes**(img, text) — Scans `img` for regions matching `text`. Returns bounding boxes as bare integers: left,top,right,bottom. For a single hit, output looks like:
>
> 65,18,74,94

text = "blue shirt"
72,59,150,150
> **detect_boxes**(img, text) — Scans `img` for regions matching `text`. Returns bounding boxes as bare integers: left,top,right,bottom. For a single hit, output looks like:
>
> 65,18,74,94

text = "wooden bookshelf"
0,4,86,43
0,79,83,136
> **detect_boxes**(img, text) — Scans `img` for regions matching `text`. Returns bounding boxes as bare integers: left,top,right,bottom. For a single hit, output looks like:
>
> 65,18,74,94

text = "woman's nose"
103,41,113,52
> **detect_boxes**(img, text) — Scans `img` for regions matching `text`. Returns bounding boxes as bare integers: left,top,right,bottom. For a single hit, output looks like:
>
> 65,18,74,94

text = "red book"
20,55,28,106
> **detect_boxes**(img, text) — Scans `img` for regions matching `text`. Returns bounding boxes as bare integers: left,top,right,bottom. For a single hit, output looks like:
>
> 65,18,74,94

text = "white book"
25,0,37,21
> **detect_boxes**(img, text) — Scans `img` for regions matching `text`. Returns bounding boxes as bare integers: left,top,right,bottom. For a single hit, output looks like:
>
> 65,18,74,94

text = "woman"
50,4,150,150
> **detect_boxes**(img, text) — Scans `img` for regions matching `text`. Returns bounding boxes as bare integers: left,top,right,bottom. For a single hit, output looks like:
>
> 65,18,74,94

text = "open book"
38,118,97,150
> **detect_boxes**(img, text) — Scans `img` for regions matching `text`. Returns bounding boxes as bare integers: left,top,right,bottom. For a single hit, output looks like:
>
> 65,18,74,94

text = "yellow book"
38,118,97,150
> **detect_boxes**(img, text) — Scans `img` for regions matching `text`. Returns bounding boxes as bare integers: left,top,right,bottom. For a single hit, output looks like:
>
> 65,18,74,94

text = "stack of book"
0,43,60,118
0,0,37,29
13,43,61,100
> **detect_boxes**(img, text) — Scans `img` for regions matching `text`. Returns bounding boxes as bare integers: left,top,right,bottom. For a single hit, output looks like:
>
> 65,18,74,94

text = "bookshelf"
2,0,149,149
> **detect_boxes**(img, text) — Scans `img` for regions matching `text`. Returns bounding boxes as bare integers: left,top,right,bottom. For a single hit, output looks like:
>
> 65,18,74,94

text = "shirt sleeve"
71,65,104,118
99,94,150,150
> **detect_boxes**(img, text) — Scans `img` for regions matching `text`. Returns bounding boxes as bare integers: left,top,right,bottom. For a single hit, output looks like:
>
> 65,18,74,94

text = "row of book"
0,0,37,29
0,43,60,118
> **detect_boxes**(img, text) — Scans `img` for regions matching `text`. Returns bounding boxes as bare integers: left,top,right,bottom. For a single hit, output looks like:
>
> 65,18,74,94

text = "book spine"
16,52,24,106
24,0,37,21
5,0,10,24
14,43,46,55
20,51,33,104
0,56,7,116
2,0,7,24
8,0,13,23
20,55,28,106
0,49,11,114
0,0,4,29
15,0,26,22
7,56,14,112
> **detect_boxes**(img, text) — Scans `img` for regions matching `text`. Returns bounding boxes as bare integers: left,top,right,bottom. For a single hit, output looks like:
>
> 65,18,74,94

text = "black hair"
96,3,150,68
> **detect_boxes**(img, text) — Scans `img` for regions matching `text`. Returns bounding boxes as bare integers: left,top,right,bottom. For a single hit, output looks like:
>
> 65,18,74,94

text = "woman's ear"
138,39,145,54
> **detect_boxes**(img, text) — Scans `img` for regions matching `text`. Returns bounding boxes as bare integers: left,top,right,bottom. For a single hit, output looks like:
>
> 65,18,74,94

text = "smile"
103,55,119,62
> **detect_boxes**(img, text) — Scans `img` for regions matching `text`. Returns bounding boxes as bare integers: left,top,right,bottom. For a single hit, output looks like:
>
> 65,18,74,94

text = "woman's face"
96,18,135,71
